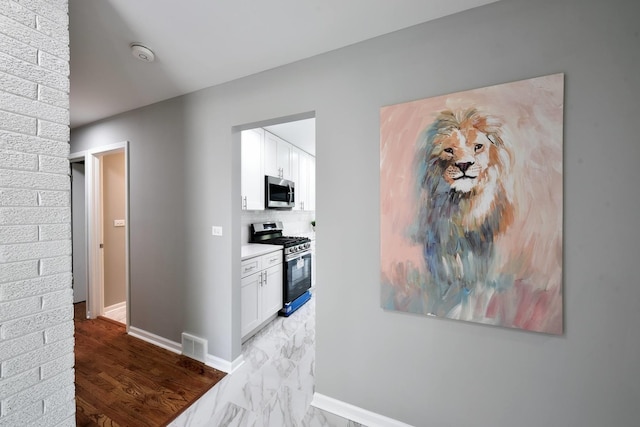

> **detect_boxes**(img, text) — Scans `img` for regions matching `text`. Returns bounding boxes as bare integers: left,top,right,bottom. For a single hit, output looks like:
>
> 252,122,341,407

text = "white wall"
71,0,639,425
0,0,75,424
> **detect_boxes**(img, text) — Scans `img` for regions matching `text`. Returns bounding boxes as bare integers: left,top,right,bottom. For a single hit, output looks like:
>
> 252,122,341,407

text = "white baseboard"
104,302,126,321
128,326,182,354
104,301,126,312
311,393,414,427
206,353,245,374
127,326,245,374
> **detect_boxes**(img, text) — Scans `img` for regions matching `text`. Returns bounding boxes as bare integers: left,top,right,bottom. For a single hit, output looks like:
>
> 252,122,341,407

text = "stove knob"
291,246,297,253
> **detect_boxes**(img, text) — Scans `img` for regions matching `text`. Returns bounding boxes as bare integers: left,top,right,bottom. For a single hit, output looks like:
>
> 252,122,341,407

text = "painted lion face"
414,109,514,233
434,126,495,193
425,109,511,196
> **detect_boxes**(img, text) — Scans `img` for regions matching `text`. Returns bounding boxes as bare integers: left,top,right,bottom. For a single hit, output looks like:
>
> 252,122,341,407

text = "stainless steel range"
250,221,312,316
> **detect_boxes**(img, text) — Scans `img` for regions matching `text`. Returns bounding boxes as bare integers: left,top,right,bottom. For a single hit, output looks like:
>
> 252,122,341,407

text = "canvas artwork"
380,74,564,334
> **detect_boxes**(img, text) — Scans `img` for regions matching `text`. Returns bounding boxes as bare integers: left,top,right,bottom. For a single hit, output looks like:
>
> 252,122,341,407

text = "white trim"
86,153,103,319
126,327,245,374
311,393,415,427
73,141,130,327
104,301,126,312
205,353,245,374
88,141,127,156
69,150,87,161
103,301,126,322
128,326,182,354
123,144,130,331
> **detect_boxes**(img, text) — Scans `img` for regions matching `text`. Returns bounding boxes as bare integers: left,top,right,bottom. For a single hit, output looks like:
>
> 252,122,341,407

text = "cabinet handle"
242,196,247,210
261,271,267,286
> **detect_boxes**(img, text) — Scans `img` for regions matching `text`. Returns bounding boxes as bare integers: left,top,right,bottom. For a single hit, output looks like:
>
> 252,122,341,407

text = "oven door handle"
285,250,311,263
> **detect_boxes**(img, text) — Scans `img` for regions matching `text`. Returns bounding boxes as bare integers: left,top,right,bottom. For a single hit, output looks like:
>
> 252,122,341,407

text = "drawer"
241,257,262,278
261,250,282,268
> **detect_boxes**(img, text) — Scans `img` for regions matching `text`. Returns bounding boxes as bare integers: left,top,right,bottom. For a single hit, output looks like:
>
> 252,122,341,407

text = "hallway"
169,293,362,426
74,303,226,426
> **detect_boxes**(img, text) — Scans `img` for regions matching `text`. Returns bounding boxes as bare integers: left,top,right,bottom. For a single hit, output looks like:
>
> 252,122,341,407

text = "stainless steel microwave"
265,175,295,209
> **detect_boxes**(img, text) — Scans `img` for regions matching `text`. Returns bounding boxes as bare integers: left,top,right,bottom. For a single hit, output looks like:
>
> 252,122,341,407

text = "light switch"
212,226,223,236
114,219,125,227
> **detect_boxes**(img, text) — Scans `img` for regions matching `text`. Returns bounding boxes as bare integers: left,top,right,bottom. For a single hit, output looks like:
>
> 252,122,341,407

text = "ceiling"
69,0,498,131
264,118,316,156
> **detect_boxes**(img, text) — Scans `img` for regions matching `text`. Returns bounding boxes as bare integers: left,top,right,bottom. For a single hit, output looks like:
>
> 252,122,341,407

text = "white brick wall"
0,0,73,425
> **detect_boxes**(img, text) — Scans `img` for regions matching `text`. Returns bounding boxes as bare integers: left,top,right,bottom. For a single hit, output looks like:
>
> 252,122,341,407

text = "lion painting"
381,74,564,333
413,108,515,317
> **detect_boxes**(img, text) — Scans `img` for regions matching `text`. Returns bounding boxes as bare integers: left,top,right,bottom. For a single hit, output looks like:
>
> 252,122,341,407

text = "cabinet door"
241,129,265,210
277,138,292,180
241,272,261,337
262,263,283,317
264,131,293,179
261,250,282,269
307,156,316,211
264,132,279,178
297,152,310,210
291,147,301,210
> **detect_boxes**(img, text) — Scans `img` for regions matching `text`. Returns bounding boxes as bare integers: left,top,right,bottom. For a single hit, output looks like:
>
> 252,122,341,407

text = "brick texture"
0,0,73,424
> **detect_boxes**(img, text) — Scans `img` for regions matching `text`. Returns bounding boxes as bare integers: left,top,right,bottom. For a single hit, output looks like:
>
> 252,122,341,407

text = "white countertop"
241,243,283,260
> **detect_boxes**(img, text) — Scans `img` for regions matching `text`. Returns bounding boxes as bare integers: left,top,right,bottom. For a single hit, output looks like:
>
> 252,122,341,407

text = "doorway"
238,114,316,343
69,142,130,327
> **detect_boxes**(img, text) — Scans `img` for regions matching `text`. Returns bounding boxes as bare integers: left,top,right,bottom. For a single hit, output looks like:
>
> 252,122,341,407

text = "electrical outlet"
212,226,223,236
114,219,125,227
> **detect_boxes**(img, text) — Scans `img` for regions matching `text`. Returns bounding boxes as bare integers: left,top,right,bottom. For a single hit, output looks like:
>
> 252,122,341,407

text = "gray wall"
71,0,640,425
71,99,188,346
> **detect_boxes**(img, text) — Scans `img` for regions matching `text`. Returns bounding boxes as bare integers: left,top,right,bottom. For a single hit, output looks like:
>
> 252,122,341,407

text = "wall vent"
181,333,207,362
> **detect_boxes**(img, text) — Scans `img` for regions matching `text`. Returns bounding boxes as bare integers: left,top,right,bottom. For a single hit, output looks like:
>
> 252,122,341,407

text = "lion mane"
414,108,515,314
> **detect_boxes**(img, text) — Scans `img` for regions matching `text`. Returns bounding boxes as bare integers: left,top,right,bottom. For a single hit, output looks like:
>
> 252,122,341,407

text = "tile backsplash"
241,210,315,243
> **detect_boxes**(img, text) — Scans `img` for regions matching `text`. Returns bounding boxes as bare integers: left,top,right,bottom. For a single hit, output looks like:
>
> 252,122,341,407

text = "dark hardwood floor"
74,303,226,426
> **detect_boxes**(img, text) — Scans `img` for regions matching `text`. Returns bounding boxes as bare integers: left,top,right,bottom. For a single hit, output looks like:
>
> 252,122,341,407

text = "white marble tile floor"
169,292,363,427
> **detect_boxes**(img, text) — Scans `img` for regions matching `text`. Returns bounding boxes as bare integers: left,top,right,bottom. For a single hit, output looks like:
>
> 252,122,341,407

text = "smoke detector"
130,43,155,63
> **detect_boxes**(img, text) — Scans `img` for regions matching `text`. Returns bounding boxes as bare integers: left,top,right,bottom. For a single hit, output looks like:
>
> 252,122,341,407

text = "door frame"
70,161,87,303
69,141,130,329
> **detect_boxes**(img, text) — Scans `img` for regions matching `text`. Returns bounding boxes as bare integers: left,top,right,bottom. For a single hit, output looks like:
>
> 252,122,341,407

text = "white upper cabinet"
295,150,311,211
306,155,316,211
241,128,265,210
241,126,315,211
291,147,302,210
264,131,292,180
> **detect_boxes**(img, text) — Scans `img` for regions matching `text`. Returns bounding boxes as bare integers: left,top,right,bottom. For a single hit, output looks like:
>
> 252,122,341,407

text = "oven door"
284,250,312,303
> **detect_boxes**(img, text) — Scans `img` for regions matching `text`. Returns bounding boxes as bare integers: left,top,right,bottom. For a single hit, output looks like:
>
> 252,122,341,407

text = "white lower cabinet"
241,250,283,338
